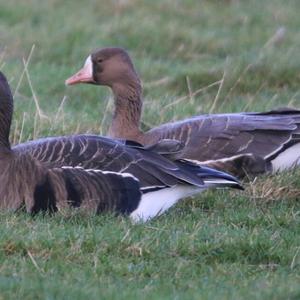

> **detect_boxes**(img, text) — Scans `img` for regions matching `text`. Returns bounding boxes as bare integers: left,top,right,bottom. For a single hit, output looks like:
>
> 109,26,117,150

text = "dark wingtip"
175,160,243,189
231,182,244,190
199,164,244,190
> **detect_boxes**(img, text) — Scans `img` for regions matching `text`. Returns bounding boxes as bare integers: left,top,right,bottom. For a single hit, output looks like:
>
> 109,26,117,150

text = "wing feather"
145,110,300,162
13,135,210,189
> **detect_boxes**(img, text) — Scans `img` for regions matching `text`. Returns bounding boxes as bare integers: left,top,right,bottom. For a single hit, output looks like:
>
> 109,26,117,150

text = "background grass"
0,0,300,299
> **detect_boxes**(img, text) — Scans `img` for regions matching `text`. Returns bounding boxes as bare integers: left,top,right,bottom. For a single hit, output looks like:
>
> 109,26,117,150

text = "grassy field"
0,0,300,299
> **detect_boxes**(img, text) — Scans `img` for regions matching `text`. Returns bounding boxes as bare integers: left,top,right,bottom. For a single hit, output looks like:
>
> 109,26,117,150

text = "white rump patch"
130,185,202,223
271,143,300,172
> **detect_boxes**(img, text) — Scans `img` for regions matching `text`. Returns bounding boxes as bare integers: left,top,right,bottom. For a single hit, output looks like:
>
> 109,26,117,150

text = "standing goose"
65,47,300,175
0,71,241,222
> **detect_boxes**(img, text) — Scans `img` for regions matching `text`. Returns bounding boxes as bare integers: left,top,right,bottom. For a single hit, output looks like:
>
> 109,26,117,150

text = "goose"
0,71,242,222
65,47,300,176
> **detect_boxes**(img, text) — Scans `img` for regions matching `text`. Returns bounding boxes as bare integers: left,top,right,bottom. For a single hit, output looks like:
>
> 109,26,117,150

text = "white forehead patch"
84,55,92,67
83,55,93,76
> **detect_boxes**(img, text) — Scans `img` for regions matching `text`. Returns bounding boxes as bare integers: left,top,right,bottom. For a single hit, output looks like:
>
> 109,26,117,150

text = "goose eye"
97,58,103,63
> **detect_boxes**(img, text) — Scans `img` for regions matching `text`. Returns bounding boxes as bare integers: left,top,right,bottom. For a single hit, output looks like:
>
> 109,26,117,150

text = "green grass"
0,0,300,299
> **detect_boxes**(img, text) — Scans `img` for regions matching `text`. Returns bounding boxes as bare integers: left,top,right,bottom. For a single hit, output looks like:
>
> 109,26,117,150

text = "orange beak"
65,56,95,85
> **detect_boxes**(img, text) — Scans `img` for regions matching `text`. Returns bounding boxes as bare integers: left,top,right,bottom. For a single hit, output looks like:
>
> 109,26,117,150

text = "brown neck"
108,79,143,142
0,94,13,151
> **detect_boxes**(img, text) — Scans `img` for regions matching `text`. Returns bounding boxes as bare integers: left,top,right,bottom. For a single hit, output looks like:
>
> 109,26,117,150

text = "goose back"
142,111,300,162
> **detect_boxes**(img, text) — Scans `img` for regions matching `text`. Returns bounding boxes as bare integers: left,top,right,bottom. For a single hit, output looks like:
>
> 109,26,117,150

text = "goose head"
65,47,141,91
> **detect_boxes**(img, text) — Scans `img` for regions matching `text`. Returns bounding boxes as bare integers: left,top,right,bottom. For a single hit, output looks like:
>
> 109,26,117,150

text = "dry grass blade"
290,247,300,270
221,63,253,109
222,27,287,110
12,119,18,145
263,27,286,49
48,95,67,133
0,61,6,71
209,66,226,113
19,46,49,122
99,96,113,135
288,90,300,107
23,57,49,121
244,173,300,203
12,112,27,145
27,250,45,274
121,229,131,242
13,44,35,98
144,76,171,88
33,111,39,139
161,80,222,114
18,112,27,144
54,95,67,122
242,81,267,111
186,76,195,105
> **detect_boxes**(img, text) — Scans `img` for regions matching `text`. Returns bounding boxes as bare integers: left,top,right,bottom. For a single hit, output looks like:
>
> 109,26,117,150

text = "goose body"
65,47,300,176
0,72,241,222
142,110,300,172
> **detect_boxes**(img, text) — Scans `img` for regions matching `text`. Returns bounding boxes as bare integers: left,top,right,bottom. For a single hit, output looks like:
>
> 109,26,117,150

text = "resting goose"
65,47,300,176
0,71,241,222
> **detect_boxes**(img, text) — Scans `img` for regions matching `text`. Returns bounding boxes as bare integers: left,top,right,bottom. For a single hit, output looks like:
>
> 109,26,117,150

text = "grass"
0,0,300,299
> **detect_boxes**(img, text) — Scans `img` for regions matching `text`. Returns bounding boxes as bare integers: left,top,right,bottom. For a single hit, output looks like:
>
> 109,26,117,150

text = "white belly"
271,143,300,172
130,185,202,223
